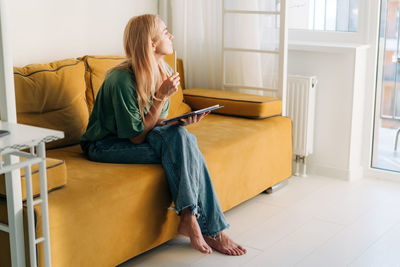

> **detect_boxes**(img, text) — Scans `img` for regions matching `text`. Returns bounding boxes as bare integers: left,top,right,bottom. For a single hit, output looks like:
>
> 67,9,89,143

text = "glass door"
372,0,400,173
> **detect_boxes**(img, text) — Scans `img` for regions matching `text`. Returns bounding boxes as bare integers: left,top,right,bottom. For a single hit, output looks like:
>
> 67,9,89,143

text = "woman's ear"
151,41,157,52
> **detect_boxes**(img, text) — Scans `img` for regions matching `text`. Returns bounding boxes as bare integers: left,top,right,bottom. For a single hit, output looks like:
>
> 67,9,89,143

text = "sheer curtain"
159,0,280,95
159,0,222,89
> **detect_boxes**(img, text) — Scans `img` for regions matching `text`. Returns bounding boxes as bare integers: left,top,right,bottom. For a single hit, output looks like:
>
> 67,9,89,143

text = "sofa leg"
264,179,289,194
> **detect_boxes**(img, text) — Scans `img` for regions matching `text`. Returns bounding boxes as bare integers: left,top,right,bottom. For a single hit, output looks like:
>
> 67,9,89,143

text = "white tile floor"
119,175,400,267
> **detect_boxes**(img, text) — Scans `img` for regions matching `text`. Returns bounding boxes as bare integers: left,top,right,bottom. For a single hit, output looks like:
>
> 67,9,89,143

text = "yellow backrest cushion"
81,54,191,117
176,59,186,89
79,55,126,111
13,59,89,148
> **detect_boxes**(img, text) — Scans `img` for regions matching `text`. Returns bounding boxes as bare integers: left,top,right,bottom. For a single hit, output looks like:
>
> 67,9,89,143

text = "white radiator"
286,75,317,177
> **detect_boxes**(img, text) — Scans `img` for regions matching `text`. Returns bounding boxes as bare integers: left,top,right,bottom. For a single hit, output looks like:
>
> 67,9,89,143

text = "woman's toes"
235,248,242,256
232,248,239,256
203,244,212,254
230,248,237,256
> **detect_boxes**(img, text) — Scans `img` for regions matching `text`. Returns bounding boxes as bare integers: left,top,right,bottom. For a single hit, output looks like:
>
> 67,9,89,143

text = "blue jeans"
84,125,229,237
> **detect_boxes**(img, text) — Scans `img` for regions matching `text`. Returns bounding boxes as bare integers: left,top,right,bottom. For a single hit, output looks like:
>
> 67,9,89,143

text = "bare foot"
204,232,247,256
178,210,212,254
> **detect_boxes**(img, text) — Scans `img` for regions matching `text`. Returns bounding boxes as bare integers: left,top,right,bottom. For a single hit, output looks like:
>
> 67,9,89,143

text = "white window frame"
364,0,400,181
288,0,369,44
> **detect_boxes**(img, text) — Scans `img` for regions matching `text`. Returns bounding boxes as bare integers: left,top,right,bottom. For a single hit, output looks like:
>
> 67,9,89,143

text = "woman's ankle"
205,232,222,241
181,207,196,220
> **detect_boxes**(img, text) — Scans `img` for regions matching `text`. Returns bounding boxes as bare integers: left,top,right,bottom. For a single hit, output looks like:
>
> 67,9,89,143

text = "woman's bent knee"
152,125,191,139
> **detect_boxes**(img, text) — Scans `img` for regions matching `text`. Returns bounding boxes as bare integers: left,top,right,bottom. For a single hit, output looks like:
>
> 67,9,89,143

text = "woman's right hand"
157,72,180,99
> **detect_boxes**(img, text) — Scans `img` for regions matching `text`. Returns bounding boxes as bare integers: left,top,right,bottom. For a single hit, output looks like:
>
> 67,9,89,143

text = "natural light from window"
287,0,359,32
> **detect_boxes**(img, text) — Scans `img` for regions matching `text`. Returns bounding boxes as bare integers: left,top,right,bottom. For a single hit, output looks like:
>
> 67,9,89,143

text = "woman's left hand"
178,111,211,126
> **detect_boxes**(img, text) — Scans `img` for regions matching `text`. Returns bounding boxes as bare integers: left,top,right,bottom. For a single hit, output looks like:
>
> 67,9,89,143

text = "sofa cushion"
183,88,282,118
176,59,186,89
79,55,126,111
0,157,67,200
13,59,89,148
80,54,191,118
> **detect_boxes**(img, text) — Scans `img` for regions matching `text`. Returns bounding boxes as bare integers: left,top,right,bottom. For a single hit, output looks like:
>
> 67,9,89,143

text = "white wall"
287,0,381,180
9,0,158,66
288,44,368,180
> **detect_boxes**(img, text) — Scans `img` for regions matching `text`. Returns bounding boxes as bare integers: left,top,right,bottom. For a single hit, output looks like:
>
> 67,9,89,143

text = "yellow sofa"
0,54,292,266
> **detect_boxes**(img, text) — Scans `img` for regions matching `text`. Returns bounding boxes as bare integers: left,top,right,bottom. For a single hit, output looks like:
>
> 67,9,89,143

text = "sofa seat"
39,147,179,267
0,146,180,266
186,114,292,211
0,114,292,267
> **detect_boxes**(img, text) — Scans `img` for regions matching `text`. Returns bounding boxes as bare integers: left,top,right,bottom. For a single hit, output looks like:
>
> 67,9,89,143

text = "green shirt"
80,68,170,146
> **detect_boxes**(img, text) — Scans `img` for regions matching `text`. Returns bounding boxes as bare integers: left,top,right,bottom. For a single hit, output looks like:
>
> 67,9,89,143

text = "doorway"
373,0,400,173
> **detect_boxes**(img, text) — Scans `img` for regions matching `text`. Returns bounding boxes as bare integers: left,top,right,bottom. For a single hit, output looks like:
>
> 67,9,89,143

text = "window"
287,0,359,32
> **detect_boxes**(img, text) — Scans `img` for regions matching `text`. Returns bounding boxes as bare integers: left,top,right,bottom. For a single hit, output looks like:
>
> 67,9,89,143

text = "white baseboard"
302,162,364,181
302,161,400,182
363,167,400,182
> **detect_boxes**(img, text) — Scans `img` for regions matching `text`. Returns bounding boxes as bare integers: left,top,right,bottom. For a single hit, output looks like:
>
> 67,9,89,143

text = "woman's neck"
154,53,165,64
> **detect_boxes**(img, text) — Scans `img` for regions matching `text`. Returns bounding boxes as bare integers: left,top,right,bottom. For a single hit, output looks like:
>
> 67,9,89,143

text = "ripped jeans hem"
168,204,200,219
168,205,230,238
203,223,231,239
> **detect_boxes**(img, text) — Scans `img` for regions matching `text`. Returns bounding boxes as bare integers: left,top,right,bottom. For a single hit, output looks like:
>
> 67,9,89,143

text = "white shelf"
0,121,64,267
0,121,64,155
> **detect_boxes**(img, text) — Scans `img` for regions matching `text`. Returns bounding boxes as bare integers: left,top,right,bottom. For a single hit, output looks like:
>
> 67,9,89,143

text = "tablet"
163,104,223,125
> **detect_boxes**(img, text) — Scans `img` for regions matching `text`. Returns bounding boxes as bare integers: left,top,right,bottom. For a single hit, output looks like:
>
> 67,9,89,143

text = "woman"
80,14,246,256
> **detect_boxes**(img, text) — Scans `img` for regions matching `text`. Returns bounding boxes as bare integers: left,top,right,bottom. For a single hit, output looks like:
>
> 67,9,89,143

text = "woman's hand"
156,72,180,100
178,111,211,126
156,118,166,126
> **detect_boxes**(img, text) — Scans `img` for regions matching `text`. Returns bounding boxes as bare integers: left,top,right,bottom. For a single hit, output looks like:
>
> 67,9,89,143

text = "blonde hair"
109,14,171,119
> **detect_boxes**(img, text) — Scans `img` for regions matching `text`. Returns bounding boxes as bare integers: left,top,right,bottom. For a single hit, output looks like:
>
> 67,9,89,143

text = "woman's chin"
160,50,174,56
